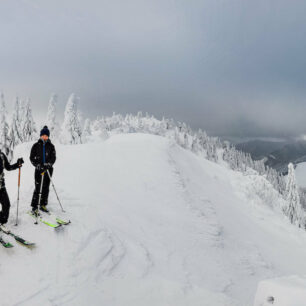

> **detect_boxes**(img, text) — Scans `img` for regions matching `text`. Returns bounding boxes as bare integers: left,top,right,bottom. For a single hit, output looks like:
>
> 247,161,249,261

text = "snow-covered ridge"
87,113,305,227
3,133,306,306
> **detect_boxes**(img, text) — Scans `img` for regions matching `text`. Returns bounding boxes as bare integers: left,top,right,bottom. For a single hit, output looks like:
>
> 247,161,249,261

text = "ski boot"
40,205,49,213
31,208,40,217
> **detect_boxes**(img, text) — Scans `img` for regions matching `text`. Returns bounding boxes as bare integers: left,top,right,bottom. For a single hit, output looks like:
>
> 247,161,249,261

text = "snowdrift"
254,276,306,306
1,133,306,306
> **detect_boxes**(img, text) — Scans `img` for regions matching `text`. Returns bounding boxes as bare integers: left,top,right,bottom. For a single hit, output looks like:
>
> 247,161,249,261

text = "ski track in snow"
168,146,234,295
2,134,306,305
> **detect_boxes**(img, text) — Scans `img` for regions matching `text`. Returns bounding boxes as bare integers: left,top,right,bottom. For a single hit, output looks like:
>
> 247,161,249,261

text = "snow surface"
1,133,306,305
254,275,306,306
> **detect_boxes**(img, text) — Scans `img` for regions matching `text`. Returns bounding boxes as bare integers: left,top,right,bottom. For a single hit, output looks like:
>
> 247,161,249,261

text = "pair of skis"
0,212,71,248
0,225,35,248
28,210,71,229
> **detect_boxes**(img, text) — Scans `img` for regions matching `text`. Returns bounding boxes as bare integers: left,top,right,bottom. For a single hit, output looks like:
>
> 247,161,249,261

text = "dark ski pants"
31,169,53,209
0,188,10,224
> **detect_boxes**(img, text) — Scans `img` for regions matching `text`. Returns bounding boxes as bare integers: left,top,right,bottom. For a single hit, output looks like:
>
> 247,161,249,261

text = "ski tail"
0,236,13,248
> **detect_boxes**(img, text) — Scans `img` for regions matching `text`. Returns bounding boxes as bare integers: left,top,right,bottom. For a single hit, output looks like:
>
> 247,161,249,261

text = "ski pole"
46,169,65,213
35,171,45,224
15,167,21,226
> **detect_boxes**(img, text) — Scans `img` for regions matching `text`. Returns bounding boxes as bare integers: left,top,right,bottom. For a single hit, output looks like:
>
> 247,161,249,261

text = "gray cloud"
0,0,306,137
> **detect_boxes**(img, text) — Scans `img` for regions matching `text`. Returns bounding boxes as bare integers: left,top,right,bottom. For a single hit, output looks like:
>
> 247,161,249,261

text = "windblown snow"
1,133,306,306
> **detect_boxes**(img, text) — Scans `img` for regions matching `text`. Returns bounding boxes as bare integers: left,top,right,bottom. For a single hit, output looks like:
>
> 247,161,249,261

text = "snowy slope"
1,133,306,306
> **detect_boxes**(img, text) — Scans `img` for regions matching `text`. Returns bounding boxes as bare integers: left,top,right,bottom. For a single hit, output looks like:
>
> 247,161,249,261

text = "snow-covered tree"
91,117,109,139
60,93,82,144
284,163,304,226
183,132,190,149
18,99,25,141
0,93,11,157
8,97,23,158
22,98,37,142
82,118,92,143
46,93,59,138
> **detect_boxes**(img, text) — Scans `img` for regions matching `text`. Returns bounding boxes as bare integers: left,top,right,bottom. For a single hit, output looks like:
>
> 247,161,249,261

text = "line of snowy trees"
0,91,304,227
0,95,37,160
0,92,83,160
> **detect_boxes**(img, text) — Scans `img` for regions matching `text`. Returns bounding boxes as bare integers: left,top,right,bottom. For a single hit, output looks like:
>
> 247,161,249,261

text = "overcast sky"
1,0,306,137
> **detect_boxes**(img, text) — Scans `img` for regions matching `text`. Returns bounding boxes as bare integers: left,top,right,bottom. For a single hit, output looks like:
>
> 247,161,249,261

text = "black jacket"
0,152,19,188
0,153,19,174
30,139,56,168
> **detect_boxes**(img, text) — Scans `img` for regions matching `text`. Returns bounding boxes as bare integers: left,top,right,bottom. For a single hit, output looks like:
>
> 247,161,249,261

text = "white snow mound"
254,275,306,306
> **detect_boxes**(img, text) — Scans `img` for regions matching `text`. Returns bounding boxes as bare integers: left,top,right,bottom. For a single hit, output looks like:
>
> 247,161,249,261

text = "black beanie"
40,126,50,137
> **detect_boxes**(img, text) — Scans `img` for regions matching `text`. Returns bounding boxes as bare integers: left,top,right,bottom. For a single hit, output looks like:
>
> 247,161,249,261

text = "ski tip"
56,219,71,226
16,240,35,248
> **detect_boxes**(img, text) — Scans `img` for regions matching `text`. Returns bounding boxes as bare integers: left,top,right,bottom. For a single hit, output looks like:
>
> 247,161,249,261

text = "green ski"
39,210,71,226
28,211,62,229
0,225,35,247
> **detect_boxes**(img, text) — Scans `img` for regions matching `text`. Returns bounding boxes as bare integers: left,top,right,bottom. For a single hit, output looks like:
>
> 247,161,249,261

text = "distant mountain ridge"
265,141,306,173
235,139,306,174
235,140,287,160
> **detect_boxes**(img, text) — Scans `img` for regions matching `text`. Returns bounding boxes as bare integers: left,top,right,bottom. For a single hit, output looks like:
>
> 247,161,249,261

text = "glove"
17,158,24,167
43,163,52,170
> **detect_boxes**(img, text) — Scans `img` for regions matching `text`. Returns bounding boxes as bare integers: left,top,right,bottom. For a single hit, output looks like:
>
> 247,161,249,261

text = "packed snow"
1,133,306,305
254,275,306,306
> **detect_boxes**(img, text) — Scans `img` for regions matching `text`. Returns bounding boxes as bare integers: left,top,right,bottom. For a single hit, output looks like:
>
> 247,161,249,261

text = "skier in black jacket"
0,152,24,224
30,126,56,214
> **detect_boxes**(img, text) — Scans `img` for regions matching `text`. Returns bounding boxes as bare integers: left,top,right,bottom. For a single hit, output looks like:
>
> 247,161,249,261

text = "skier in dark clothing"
30,126,56,214
0,153,24,224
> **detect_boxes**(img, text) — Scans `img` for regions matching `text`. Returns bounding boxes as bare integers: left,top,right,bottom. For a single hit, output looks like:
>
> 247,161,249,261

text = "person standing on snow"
30,126,56,215
0,152,24,225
